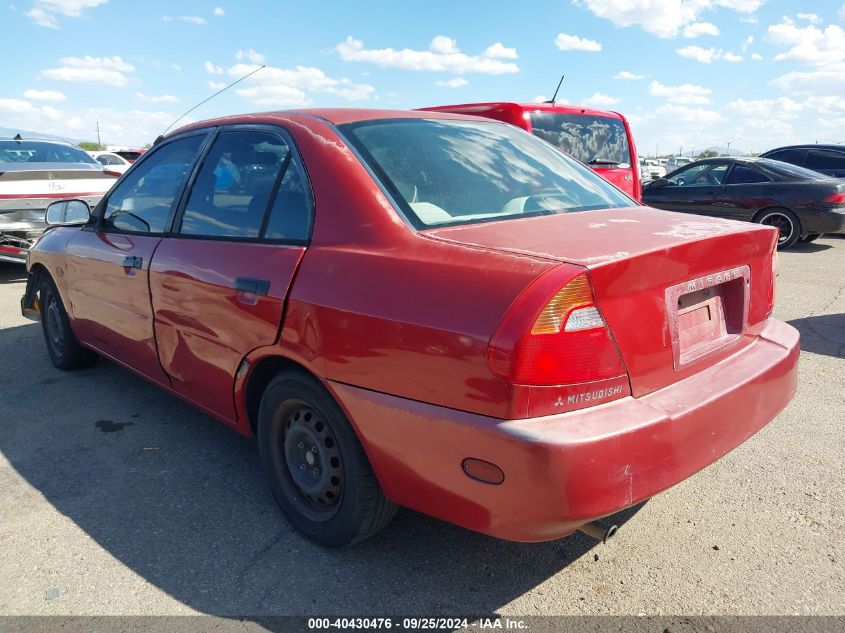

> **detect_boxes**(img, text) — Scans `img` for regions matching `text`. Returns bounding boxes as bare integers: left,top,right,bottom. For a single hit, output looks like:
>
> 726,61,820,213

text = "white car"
639,158,666,182
88,151,132,174
665,156,693,173
0,138,118,263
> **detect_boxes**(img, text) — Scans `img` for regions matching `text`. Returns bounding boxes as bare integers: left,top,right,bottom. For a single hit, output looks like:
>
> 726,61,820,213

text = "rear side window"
805,150,845,171
726,165,770,184
179,130,311,241
529,112,631,167
96,154,123,166
103,134,204,234
765,148,805,166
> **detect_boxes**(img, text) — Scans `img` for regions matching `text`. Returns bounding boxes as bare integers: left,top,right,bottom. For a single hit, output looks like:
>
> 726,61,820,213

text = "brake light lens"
103,169,122,178
489,269,626,386
825,192,845,205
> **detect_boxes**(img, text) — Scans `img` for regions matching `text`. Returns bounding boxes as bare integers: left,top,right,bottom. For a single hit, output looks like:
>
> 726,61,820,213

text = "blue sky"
1,0,844,154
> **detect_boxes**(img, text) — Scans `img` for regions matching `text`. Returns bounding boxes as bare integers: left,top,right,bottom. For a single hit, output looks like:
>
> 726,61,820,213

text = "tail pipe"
578,520,618,544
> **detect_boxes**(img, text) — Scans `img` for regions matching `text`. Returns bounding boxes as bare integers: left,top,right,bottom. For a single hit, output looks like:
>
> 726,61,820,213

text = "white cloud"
555,33,602,51
23,89,66,101
676,45,722,63
334,36,519,74
741,35,754,52
207,56,377,106
795,13,821,24
204,61,224,74
649,80,712,104
213,6,224,16
25,0,108,28
723,52,744,62
435,77,468,88
683,22,719,38
752,53,764,60
135,92,179,103
163,15,206,25
533,95,549,103
40,55,135,86
207,81,226,90
484,42,518,59
771,62,845,92
767,18,845,66
236,49,266,64
726,97,803,118
614,70,647,80
581,92,618,106
575,0,763,38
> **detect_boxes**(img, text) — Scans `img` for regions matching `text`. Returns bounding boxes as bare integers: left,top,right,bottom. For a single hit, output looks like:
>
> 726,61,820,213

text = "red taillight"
825,192,845,205
103,170,122,178
488,267,626,386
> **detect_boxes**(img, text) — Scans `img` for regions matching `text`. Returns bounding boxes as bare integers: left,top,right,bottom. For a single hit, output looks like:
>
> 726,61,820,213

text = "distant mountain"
699,146,747,157
0,126,84,144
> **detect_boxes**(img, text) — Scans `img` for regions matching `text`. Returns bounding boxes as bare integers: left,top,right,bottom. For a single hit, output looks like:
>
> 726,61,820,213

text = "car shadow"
0,262,28,284
788,241,832,253
0,322,645,616
788,313,845,359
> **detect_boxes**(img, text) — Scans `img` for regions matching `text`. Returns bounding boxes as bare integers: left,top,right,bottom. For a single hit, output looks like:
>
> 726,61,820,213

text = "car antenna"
156,64,267,143
545,75,565,105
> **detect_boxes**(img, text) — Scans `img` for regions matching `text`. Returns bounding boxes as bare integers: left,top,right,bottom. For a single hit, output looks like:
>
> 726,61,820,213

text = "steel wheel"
276,401,344,520
44,293,65,362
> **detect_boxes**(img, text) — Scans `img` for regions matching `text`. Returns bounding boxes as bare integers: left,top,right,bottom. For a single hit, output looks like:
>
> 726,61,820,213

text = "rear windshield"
0,140,98,164
758,158,831,180
529,112,631,167
340,118,635,229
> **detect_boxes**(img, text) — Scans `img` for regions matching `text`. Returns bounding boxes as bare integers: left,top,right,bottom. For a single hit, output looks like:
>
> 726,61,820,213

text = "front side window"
340,118,635,229
178,130,311,240
103,134,204,233
667,162,728,186
529,112,631,167
726,165,770,185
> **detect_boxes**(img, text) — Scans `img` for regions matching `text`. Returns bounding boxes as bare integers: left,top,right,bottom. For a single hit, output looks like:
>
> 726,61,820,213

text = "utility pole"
655,143,659,158
96,121,101,149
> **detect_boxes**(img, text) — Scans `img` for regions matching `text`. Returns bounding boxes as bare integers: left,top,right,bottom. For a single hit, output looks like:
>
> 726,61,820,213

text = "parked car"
113,148,146,163
420,102,642,201
640,158,666,182
89,151,132,174
761,144,845,179
22,109,798,547
0,138,118,263
665,156,693,172
643,157,845,248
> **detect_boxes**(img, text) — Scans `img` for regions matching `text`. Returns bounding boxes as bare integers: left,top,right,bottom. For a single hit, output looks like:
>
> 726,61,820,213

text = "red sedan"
21,109,799,547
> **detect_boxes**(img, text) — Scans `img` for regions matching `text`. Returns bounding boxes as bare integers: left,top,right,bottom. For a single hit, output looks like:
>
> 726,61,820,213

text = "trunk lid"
425,207,778,397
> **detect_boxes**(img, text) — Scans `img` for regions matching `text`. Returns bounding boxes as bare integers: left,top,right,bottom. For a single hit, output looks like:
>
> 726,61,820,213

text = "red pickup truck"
421,101,642,201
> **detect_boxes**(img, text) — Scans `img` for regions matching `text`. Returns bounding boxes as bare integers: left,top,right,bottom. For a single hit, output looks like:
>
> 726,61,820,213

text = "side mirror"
45,199,91,226
649,178,671,189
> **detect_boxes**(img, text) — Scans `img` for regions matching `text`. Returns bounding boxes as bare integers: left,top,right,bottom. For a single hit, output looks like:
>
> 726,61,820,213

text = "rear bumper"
803,207,845,234
331,318,799,541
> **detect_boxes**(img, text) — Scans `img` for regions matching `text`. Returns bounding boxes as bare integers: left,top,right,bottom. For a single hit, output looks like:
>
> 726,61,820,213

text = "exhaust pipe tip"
578,520,618,544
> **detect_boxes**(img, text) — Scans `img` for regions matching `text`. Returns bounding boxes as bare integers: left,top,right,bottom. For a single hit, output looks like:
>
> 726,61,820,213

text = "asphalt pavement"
0,237,842,617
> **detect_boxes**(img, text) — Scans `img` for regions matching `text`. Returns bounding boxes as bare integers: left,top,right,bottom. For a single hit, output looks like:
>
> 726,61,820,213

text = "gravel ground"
0,237,842,618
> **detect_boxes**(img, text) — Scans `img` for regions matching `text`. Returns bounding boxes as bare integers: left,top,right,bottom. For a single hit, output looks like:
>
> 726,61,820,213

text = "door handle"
122,255,142,269
234,277,270,296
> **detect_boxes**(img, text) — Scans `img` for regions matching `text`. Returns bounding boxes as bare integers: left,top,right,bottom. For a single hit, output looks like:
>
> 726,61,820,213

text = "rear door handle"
122,255,142,269
234,277,270,296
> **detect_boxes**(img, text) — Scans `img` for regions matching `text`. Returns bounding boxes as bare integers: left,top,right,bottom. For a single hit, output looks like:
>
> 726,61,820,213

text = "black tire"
38,275,98,370
755,208,801,249
801,233,823,243
257,370,397,547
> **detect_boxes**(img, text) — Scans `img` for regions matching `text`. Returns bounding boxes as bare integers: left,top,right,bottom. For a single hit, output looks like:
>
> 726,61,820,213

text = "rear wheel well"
244,355,315,434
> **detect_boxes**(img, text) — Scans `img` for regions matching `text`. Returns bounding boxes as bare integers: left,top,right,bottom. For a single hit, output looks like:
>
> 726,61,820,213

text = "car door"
63,132,209,384
645,161,729,216
149,126,312,422
720,163,772,221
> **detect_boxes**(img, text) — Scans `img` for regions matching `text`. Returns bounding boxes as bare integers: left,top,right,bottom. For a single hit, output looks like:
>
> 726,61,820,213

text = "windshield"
528,112,631,167
340,118,635,229
0,140,98,164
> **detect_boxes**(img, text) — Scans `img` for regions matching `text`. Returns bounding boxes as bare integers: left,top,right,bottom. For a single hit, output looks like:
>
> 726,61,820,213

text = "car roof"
421,101,625,120
763,144,845,153
170,108,486,138
0,138,79,147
